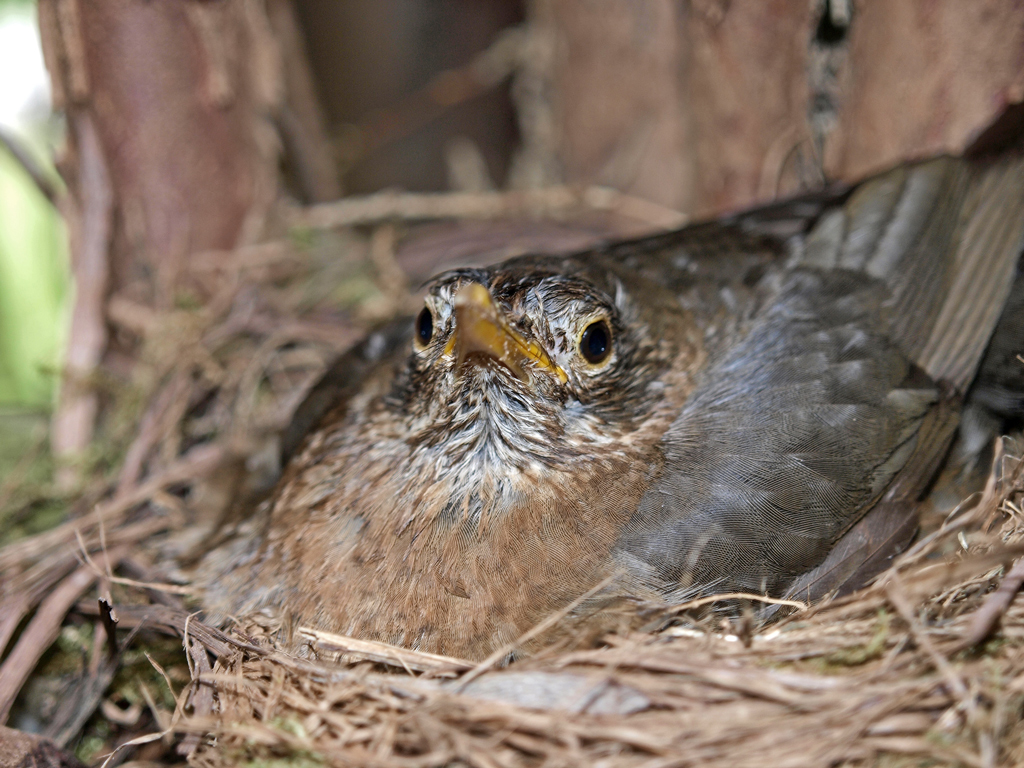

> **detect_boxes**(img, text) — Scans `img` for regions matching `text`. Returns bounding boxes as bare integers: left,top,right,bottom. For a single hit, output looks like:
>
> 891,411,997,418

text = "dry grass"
1,201,1023,768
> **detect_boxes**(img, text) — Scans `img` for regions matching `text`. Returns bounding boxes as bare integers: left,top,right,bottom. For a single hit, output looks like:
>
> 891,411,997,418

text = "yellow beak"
450,282,568,384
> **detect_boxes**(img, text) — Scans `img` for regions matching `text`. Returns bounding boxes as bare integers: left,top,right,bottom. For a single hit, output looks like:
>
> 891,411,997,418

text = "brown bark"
267,0,342,202
684,0,815,215
548,0,691,211
48,114,111,468
824,0,1024,179
545,0,1024,217
38,0,283,463
546,0,814,217
72,0,280,302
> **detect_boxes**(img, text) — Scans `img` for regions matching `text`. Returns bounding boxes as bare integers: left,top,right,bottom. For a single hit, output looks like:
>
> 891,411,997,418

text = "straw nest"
1,200,1023,768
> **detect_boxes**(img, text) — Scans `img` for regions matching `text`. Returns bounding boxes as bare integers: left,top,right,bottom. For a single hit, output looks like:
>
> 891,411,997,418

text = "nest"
1,196,1024,768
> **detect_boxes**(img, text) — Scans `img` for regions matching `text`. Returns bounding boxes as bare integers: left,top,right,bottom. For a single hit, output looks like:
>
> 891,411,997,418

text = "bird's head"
387,255,699,470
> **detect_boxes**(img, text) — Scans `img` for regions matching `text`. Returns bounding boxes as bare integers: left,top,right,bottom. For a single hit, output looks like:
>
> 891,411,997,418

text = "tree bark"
38,0,284,468
543,0,1024,217
823,0,1024,179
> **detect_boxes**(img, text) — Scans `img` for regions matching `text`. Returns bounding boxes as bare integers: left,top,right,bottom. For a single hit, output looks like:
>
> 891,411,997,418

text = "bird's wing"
613,152,1024,602
598,182,852,310
797,155,1024,393
280,318,412,463
613,264,943,598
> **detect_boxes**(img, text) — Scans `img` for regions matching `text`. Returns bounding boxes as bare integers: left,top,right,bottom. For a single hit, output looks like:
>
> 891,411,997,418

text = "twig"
0,125,61,205
956,558,1024,651
99,574,192,595
296,186,687,231
51,113,113,479
0,442,223,573
71,603,253,660
115,371,191,496
98,597,119,662
265,0,340,203
44,622,144,748
891,494,985,569
0,550,124,723
178,625,215,757
98,653,194,768
666,592,808,615
883,576,976,724
298,627,473,674
0,551,85,656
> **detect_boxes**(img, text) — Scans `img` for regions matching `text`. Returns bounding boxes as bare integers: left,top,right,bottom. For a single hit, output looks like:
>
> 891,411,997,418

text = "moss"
218,739,327,768
817,609,891,669
244,754,326,768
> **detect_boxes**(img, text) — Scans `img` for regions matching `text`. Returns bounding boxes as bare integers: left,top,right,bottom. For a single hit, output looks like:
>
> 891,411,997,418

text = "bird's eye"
579,320,612,364
415,306,434,346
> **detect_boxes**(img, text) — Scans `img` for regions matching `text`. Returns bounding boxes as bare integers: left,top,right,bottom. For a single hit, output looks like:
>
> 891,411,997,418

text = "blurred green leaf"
0,144,68,406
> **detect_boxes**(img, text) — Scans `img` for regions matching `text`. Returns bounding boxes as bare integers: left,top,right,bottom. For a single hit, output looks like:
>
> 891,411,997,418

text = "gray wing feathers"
615,152,1024,600
800,156,1024,392
918,160,1024,390
615,268,935,597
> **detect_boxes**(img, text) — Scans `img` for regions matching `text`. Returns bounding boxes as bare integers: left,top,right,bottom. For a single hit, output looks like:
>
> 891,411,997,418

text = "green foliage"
0,145,68,406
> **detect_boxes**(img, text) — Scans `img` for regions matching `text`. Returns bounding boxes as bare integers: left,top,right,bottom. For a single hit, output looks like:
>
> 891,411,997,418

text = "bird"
197,149,1024,661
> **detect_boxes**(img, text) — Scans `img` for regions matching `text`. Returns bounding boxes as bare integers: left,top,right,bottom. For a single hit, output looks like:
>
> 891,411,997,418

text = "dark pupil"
581,321,610,363
416,307,433,344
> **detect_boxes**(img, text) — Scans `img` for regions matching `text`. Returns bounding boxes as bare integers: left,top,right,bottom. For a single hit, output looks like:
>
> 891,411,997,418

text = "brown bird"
198,151,1024,660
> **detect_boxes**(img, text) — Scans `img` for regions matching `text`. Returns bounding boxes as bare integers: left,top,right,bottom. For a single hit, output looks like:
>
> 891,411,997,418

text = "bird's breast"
203,327,702,658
